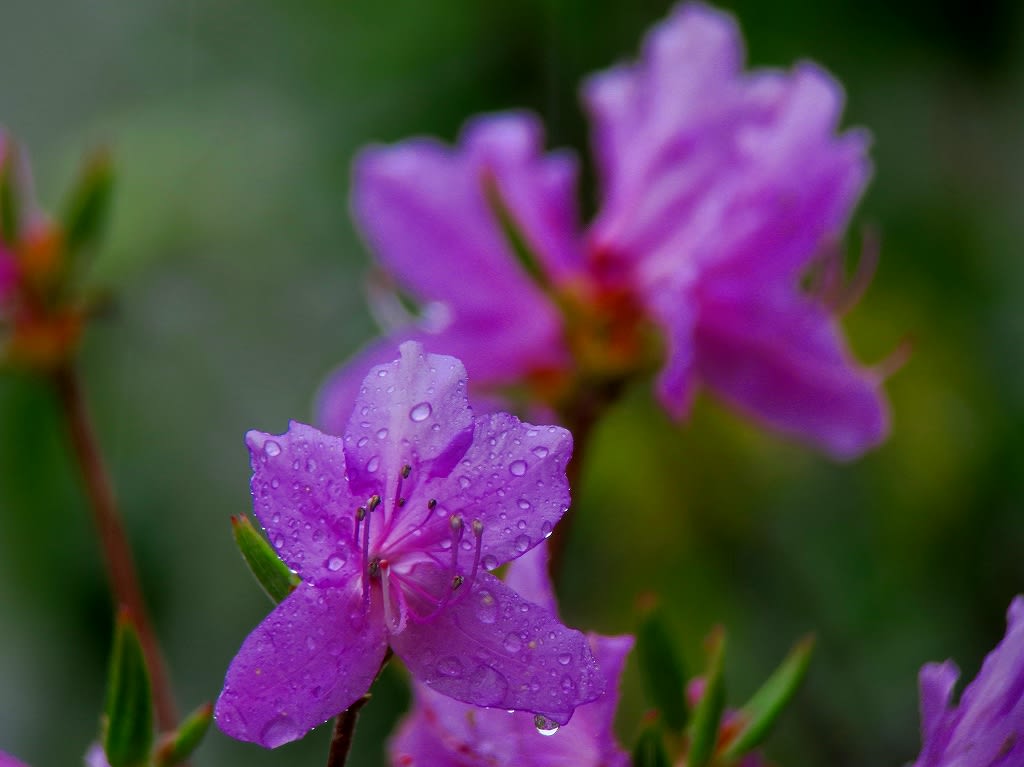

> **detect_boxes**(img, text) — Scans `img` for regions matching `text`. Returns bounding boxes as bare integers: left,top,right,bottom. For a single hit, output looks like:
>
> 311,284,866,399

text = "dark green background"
2,1,1022,765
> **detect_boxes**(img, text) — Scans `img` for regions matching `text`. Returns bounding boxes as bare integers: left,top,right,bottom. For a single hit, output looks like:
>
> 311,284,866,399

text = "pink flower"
319,2,888,460
912,596,1024,767
216,342,603,748
389,543,632,767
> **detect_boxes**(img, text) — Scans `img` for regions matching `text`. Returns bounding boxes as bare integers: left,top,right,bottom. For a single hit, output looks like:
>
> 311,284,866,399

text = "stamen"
401,464,412,479
354,506,366,547
427,498,437,510
466,519,484,591
367,494,381,512
379,559,404,633
451,575,464,590
397,497,406,507
361,505,373,609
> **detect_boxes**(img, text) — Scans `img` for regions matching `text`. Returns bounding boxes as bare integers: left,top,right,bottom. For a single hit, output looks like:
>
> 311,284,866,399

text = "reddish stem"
52,363,179,732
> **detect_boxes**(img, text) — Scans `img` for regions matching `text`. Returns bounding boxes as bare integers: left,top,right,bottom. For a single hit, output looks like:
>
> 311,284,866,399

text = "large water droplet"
264,441,281,457
469,664,509,706
261,716,301,747
514,535,531,553
327,554,345,572
366,456,380,473
409,401,432,422
509,460,527,477
517,499,531,510
482,555,499,571
503,633,523,653
532,446,549,458
376,428,389,440
476,589,498,624
437,656,463,677
557,652,572,666
533,715,560,736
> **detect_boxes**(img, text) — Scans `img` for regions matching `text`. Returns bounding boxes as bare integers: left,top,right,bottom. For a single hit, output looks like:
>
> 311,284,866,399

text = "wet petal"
504,541,558,615
343,342,475,501
433,412,572,570
694,288,887,459
916,661,959,767
389,703,465,767
246,423,360,582
391,573,602,725
316,338,406,437
215,581,387,748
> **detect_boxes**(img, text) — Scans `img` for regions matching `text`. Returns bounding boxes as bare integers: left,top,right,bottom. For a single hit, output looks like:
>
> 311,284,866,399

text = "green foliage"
685,629,726,767
636,606,689,733
103,612,154,767
154,703,213,767
231,514,300,604
632,723,671,767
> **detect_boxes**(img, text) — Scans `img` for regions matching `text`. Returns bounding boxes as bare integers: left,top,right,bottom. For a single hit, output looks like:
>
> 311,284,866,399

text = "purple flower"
912,596,1024,767
389,543,633,767
319,2,888,460
216,342,603,748
0,753,30,767
0,246,17,307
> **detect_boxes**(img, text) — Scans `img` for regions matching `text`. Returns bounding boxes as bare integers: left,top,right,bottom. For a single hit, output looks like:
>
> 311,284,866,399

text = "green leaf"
62,148,114,258
632,723,671,767
722,634,815,760
481,172,551,292
154,702,213,767
231,514,299,604
686,628,727,767
0,151,20,246
103,610,155,767
636,606,689,733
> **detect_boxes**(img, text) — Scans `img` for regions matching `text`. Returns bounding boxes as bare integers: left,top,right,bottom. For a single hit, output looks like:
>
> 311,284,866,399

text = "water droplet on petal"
517,499,531,510
534,715,559,736
476,589,498,623
509,460,527,477
532,446,549,458
541,521,553,539
503,633,523,653
437,656,463,677
514,535,530,553
376,428,388,439
482,554,499,571
356,436,369,448
377,369,388,378
409,402,432,422
273,535,284,549
458,476,471,489
327,555,345,572
468,664,509,706
557,652,571,665
366,456,380,473
264,441,281,457
261,716,301,747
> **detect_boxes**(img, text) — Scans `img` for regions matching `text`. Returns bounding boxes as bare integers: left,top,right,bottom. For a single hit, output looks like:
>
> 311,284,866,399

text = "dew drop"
482,555,499,571
541,521,553,539
376,428,389,440
327,554,345,572
271,478,280,489
377,369,388,378
517,520,527,530
273,535,284,549
409,402,432,422
264,441,281,457
261,716,301,747
514,535,531,553
557,652,572,666
503,633,523,653
532,446,549,458
437,656,463,677
458,476,471,489
509,460,527,477
476,589,498,624
534,715,560,736
356,436,369,448
366,456,380,473
517,499,531,510
468,664,509,706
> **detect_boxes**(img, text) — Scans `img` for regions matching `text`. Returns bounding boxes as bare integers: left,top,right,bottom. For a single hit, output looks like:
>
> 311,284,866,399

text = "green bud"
62,148,114,259
231,514,300,604
154,702,213,767
722,635,815,760
103,610,155,767
686,628,726,767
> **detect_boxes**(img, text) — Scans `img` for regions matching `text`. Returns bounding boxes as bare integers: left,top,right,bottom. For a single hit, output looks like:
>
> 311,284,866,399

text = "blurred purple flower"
0,752,30,767
912,596,1024,767
389,543,632,767
0,246,16,307
319,2,888,460
216,342,602,748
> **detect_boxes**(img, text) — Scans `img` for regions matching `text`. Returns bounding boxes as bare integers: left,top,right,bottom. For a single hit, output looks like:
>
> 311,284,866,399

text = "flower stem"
325,696,369,767
51,363,179,733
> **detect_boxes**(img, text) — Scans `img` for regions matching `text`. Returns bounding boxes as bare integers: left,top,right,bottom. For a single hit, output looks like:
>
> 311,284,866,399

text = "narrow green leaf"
686,629,727,767
231,514,299,604
0,152,20,245
62,149,114,258
154,702,213,767
103,610,155,767
632,723,671,767
481,172,551,292
722,635,815,759
636,607,689,732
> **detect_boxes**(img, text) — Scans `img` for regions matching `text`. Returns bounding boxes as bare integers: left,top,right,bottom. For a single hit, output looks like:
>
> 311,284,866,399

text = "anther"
471,519,484,537
450,514,463,533
368,557,382,578
451,575,464,591
367,494,381,512
356,506,366,521
397,497,406,507
427,498,437,510
401,464,412,479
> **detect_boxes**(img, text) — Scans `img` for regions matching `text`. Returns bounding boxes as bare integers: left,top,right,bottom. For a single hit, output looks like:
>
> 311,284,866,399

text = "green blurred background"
2,0,1023,764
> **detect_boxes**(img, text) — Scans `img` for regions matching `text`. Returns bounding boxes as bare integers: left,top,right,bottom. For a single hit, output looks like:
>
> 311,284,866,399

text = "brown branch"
51,363,179,732
325,696,370,767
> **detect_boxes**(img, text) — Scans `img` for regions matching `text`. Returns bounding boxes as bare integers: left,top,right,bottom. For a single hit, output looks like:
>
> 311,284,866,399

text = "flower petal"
343,342,475,501
246,423,360,583
215,581,387,748
391,573,602,724
916,661,959,767
0,752,31,767
432,412,572,570
503,541,558,615
694,288,887,459
316,338,407,438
